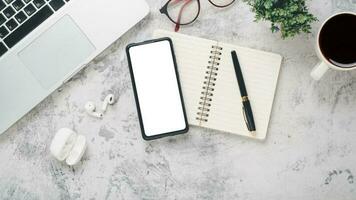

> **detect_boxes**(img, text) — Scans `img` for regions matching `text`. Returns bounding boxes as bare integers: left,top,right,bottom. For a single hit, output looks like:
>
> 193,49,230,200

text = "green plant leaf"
243,0,317,38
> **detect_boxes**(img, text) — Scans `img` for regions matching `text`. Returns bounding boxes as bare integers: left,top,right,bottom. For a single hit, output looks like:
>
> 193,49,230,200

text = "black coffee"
319,13,356,68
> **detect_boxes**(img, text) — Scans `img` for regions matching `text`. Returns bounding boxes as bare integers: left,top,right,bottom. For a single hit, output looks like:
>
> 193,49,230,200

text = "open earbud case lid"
50,128,87,165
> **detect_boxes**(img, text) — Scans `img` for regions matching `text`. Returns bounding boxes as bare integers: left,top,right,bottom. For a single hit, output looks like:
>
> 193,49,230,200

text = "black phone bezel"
126,37,189,140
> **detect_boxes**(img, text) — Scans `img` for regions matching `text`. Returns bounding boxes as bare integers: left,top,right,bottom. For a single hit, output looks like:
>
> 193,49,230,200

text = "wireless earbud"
102,94,115,112
84,93,115,118
85,101,103,118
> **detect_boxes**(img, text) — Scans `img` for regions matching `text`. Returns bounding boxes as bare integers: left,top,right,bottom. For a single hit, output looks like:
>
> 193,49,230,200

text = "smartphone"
126,38,189,140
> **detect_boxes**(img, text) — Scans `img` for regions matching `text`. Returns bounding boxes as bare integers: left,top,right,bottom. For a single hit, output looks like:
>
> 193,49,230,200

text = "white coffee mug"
311,12,356,80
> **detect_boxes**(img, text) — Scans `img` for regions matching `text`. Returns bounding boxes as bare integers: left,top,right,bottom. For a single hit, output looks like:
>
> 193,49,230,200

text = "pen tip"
250,131,256,137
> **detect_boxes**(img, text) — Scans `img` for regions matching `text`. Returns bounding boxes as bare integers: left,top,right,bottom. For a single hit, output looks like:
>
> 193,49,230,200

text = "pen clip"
242,106,252,131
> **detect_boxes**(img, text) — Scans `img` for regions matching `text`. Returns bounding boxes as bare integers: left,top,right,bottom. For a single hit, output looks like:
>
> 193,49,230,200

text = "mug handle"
311,61,329,80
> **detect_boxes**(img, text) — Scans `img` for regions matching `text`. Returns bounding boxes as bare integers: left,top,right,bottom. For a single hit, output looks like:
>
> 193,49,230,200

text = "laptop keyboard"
0,0,70,57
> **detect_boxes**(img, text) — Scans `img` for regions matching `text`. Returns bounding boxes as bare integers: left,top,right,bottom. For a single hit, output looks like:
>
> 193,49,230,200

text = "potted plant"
244,0,317,38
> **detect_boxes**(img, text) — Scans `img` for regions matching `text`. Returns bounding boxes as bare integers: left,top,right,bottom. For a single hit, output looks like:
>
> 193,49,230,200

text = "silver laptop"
0,0,149,134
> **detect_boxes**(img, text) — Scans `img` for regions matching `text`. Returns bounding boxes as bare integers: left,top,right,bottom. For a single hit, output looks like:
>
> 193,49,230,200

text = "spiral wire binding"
196,45,223,124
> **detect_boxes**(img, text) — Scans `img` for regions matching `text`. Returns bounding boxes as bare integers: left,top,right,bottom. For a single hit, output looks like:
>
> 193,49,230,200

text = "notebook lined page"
205,42,282,140
153,30,282,140
153,30,218,126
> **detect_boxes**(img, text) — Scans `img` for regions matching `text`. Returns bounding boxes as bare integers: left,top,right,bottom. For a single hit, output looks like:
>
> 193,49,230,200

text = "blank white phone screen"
129,40,186,137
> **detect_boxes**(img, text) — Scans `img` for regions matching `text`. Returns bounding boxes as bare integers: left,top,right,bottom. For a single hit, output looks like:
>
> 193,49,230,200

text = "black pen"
231,51,256,134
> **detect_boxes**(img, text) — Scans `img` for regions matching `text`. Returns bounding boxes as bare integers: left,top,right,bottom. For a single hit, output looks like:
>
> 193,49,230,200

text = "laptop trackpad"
18,15,95,89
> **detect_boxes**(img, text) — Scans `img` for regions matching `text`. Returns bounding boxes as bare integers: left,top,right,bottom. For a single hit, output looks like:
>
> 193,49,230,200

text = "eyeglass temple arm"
175,0,193,32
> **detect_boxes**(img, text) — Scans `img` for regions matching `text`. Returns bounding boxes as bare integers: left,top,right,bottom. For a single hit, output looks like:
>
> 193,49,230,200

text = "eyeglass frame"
159,0,236,27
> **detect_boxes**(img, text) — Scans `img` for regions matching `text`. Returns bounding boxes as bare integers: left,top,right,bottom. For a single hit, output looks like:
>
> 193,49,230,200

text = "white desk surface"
0,0,355,199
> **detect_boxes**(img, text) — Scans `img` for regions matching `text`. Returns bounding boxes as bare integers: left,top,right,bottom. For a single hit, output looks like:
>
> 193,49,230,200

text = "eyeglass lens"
209,0,235,7
166,0,235,26
166,0,200,25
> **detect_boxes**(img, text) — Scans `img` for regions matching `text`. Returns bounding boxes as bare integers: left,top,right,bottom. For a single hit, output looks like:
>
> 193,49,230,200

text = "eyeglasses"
160,0,236,32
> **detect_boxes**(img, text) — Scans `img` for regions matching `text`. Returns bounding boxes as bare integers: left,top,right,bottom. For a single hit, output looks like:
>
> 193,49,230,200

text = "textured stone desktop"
0,0,355,199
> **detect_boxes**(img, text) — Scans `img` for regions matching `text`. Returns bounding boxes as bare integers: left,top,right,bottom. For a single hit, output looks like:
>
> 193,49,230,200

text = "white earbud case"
50,128,87,165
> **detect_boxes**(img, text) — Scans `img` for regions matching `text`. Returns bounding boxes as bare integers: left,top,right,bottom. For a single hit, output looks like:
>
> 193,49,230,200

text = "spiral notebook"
153,30,282,140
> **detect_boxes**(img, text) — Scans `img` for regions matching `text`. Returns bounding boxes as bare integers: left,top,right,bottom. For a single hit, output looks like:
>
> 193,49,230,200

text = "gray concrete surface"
0,0,356,199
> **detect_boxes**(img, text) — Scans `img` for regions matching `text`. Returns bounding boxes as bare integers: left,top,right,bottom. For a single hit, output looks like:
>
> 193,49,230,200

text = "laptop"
0,0,149,134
